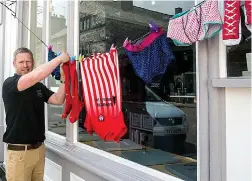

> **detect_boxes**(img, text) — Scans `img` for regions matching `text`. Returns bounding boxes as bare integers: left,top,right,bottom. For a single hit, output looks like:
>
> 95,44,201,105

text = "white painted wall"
44,158,62,181
225,88,252,181
70,173,86,181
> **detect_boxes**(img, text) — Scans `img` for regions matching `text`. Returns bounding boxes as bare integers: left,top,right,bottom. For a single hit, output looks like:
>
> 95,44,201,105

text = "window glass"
47,0,67,136
78,1,197,179
34,0,44,67
226,3,251,77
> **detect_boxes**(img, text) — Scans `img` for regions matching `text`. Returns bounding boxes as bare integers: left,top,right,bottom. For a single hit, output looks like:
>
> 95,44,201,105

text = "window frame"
43,0,212,181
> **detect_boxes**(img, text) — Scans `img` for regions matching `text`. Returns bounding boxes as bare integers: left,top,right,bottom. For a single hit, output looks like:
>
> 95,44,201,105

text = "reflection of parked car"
122,86,189,153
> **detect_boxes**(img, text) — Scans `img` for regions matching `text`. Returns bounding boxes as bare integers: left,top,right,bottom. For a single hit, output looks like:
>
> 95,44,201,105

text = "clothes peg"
48,45,53,50
149,20,159,32
123,37,129,47
110,43,115,50
70,56,75,62
78,54,83,62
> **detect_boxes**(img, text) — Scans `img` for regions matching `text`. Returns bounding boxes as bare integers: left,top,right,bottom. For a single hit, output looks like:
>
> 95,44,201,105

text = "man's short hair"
13,47,34,61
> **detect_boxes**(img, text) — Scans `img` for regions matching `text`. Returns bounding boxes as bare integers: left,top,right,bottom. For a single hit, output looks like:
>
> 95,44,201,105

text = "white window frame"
42,0,214,181
217,0,227,78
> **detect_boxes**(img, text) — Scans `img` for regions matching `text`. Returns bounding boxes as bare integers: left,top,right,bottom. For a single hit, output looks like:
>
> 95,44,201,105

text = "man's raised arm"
17,53,69,91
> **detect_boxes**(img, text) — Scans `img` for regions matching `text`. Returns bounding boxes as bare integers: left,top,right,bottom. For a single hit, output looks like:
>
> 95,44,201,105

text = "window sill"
212,78,252,88
44,132,182,181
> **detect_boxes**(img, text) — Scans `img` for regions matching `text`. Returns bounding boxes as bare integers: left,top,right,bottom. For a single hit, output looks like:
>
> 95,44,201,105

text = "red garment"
245,0,252,24
61,62,72,119
80,48,127,142
69,61,84,123
223,0,241,40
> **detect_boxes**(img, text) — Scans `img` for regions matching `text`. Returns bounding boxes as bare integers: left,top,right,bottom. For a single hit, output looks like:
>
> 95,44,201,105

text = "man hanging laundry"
2,47,69,181
80,48,127,142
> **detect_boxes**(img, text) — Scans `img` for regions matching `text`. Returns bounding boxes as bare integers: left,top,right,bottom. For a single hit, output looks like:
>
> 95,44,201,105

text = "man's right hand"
58,52,70,63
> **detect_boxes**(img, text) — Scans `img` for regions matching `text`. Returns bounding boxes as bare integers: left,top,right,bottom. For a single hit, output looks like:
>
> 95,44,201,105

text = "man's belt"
7,142,43,151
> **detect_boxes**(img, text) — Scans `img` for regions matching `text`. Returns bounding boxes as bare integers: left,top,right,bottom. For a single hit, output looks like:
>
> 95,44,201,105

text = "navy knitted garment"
123,28,175,84
48,46,61,80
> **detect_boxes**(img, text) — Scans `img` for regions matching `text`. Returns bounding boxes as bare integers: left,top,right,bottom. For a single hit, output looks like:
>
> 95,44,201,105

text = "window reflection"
78,1,197,179
35,0,44,67
47,0,67,136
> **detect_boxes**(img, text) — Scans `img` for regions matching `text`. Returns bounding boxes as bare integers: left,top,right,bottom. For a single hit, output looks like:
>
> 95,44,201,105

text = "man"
2,47,69,181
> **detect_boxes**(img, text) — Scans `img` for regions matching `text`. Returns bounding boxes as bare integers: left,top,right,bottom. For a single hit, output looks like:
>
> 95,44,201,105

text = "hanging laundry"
61,57,85,122
167,0,222,46
61,61,72,119
123,27,175,84
80,48,127,142
48,45,61,80
222,0,241,46
244,1,252,33
245,1,252,25
68,60,85,123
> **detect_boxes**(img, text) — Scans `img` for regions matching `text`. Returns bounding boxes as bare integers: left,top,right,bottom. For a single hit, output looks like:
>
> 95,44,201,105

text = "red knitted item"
245,0,252,24
69,61,85,123
223,0,241,40
61,62,72,119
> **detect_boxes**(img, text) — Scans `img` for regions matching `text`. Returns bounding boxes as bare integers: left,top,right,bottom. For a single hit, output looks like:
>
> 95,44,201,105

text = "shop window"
225,2,251,77
34,0,44,67
47,0,67,136
77,1,198,180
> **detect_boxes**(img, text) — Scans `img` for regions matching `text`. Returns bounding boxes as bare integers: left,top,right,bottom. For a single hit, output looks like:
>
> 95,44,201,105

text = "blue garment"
48,49,61,80
124,33,175,84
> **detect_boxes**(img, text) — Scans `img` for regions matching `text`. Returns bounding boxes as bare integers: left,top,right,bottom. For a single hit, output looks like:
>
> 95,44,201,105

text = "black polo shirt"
2,74,54,144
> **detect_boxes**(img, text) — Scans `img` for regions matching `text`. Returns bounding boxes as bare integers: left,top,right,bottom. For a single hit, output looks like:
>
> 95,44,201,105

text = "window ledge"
44,133,182,181
212,78,252,88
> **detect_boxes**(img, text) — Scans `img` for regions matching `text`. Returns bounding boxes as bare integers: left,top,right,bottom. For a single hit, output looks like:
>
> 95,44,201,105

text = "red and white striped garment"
80,48,127,142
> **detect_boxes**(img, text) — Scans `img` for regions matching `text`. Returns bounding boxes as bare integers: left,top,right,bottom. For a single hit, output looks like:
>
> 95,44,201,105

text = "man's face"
13,52,34,75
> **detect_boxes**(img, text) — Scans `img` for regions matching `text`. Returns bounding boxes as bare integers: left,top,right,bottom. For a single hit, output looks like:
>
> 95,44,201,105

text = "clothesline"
1,1,153,56
1,0,250,58
0,2,48,48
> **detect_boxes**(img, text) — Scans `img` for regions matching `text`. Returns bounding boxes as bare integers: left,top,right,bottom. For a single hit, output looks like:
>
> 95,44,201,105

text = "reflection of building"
79,1,171,55
35,27,42,66
35,15,67,66
79,1,196,92
50,15,67,52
